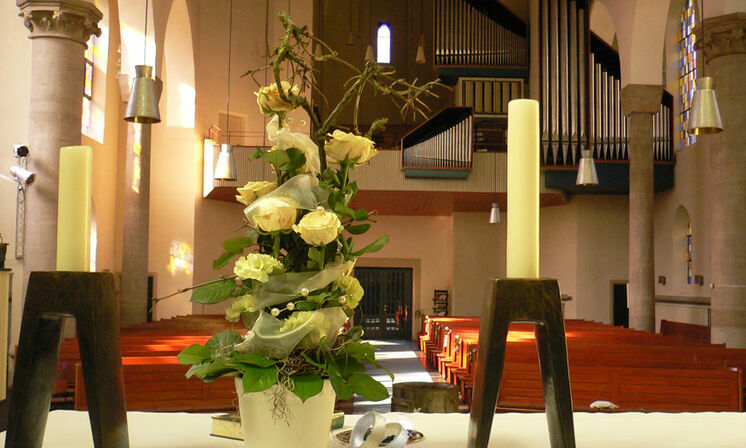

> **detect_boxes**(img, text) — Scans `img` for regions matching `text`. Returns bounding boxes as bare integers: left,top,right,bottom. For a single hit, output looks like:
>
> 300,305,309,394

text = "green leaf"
205,331,243,354
261,149,290,166
291,374,323,402
178,344,211,365
279,148,307,172
347,374,389,401
191,278,238,304
241,366,278,393
351,234,389,256
328,370,353,400
231,353,277,368
335,357,366,376
188,358,236,382
213,251,239,270
353,209,370,221
308,246,325,269
249,148,264,160
222,236,254,253
344,224,370,235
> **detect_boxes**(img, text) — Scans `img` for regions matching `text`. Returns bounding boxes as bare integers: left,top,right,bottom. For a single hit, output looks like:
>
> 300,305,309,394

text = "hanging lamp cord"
699,0,706,77
143,0,149,64
226,0,234,140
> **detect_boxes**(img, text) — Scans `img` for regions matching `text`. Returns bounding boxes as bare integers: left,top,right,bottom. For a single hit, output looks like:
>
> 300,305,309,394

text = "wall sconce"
693,275,704,286
658,275,666,285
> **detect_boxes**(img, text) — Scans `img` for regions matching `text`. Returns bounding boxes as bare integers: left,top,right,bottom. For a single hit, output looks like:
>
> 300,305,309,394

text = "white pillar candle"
506,100,540,278
56,146,93,271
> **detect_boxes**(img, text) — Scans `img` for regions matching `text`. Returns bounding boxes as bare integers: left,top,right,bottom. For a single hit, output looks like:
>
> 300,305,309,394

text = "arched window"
679,0,697,147
377,23,391,64
82,35,95,137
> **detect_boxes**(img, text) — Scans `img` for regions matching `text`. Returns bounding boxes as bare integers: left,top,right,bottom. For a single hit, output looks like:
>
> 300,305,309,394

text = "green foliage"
291,374,323,402
191,279,240,304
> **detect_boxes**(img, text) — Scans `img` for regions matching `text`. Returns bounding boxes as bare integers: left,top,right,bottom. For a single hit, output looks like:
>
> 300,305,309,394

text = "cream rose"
293,209,343,246
234,253,284,283
334,275,364,309
225,294,255,322
255,81,300,116
325,130,378,165
235,181,277,206
249,196,298,232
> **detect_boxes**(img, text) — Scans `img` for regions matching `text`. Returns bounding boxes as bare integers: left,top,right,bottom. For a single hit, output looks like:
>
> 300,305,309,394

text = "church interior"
1,0,746,446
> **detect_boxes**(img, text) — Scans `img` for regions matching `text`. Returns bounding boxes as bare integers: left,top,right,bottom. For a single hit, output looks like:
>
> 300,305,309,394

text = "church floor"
353,339,441,414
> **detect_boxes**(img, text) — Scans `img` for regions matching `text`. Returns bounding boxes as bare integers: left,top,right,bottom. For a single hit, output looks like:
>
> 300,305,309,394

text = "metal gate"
355,267,413,340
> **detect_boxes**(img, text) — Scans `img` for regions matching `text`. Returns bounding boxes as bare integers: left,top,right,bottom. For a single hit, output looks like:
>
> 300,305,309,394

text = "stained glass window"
686,220,693,284
679,0,697,147
82,36,95,136
377,23,391,64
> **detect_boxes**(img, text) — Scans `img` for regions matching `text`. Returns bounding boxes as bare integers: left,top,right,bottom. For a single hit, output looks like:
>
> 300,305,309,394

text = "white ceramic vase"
235,377,336,448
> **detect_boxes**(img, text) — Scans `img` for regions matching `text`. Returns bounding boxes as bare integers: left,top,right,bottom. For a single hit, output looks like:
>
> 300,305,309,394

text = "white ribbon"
350,411,409,448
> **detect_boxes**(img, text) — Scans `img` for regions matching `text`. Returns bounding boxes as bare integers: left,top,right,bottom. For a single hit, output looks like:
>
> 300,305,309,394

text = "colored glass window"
377,23,391,64
82,36,95,136
678,0,697,148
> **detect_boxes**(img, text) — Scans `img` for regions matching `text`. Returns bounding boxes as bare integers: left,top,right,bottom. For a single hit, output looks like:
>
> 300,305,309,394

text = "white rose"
249,196,298,232
334,275,364,309
255,81,300,116
325,130,378,165
292,209,343,246
234,253,284,283
235,181,277,206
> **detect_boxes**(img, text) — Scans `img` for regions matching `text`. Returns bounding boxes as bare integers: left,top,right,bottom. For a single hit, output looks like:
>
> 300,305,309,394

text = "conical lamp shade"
214,144,236,181
416,34,426,64
124,65,161,124
576,149,599,186
365,44,375,62
489,202,501,224
688,77,723,135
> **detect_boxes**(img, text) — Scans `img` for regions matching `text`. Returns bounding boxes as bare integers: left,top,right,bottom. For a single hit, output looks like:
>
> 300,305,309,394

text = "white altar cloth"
2,410,746,447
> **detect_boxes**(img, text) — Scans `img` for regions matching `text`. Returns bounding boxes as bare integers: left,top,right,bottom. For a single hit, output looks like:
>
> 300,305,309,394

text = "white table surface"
2,410,746,447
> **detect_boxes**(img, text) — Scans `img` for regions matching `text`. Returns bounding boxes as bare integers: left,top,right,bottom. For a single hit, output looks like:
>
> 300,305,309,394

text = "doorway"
354,267,413,339
612,283,629,328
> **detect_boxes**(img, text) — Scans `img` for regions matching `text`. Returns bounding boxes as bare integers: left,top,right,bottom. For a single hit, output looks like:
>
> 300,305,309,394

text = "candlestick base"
6,272,129,448
467,278,575,448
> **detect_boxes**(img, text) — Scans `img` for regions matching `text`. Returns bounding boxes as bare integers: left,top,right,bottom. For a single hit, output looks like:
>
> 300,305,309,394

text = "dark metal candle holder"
467,278,576,448
5,272,129,448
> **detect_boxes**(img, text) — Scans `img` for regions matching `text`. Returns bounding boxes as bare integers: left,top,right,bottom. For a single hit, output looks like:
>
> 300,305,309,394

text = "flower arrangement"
177,14,440,415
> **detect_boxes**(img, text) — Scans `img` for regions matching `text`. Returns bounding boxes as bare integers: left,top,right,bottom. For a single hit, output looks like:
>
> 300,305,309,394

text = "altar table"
2,410,746,447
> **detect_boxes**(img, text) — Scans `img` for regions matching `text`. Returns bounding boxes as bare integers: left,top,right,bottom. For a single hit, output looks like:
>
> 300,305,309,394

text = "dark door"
354,267,413,339
613,283,629,328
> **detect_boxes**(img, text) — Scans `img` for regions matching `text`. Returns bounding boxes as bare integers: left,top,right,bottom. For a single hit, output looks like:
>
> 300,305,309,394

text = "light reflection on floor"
353,340,433,414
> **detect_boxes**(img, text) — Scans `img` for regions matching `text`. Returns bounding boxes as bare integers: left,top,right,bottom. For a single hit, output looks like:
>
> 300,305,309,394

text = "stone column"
118,75,160,326
698,14,746,347
621,84,662,332
17,0,102,280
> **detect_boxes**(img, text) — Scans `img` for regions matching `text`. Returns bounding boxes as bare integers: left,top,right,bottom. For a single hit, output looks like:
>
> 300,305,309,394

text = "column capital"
17,0,102,45
695,13,746,63
621,84,662,117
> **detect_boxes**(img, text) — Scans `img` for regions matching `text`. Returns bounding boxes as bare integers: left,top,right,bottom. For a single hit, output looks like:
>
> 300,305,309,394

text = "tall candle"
506,100,540,278
56,146,93,271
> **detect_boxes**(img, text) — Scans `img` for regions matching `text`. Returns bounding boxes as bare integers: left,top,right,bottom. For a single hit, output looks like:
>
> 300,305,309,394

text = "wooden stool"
5,272,129,448
391,382,459,413
467,278,575,448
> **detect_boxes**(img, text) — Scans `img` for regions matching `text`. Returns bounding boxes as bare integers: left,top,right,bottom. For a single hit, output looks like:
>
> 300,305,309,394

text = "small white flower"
271,308,280,317
286,302,295,311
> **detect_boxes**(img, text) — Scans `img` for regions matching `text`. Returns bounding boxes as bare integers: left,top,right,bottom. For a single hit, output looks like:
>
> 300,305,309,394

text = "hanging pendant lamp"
124,0,160,124
688,0,723,135
489,203,501,224
415,0,426,64
576,149,599,186
214,0,236,181
214,143,236,181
